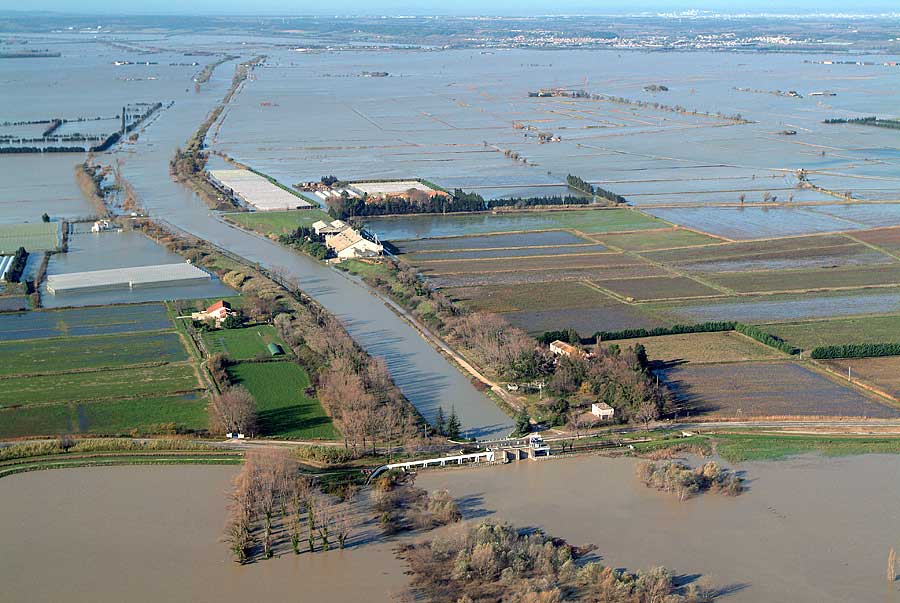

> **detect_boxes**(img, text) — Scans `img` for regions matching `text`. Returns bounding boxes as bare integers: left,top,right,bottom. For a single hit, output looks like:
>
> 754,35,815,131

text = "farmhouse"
192,300,235,327
549,340,588,360
313,219,383,260
591,402,615,420
326,228,383,260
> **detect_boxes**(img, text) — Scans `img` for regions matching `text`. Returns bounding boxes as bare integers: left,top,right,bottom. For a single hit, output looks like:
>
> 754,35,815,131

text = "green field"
0,363,201,407
224,208,330,236
532,208,668,234
598,228,723,251
761,315,900,351
227,361,338,439
0,331,189,376
604,331,785,364
713,433,900,463
0,394,208,438
201,325,289,361
0,222,59,254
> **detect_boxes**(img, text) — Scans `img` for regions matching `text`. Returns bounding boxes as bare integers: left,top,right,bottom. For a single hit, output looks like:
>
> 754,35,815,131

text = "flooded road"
0,466,406,603
418,453,900,603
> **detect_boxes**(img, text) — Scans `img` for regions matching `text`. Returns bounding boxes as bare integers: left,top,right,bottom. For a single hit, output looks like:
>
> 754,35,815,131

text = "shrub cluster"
401,520,713,602
636,460,744,500
810,343,900,359
294,444,355,465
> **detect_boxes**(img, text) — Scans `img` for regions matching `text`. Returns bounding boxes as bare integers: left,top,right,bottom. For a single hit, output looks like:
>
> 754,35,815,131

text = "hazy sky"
6,0,900,16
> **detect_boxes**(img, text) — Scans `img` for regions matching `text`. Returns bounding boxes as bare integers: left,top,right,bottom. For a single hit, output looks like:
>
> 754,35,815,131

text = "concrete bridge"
367,434,550,484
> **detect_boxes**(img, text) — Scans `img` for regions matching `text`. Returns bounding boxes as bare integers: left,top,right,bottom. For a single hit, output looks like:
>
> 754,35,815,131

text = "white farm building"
46,263,211,294
208,169,314,211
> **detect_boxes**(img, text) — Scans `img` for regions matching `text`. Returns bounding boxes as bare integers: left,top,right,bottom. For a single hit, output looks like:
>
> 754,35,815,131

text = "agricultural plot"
226,361,338,440
0,394,208,438
0,331,189,377
0,303,172,342
597,275,721,301
708,265,900,294
446,281,612,314
643,234,894,273
395,230,591,253
201,325,289,361
414,252,645,276
645,206,867,240
595,228,723,251
604,331,784,365
367,208,667,241
852,227,900,254
0,363,200,407
825,357,900,399
654,290,900,325
0,222,59,254
761,315,900,351
428,265,667,289
504,301,667,336
661,361,900,418
405,244,608,261
224,208,330,236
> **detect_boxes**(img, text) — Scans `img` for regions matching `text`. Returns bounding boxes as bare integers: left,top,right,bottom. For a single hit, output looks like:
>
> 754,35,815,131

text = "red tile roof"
206,300,230,313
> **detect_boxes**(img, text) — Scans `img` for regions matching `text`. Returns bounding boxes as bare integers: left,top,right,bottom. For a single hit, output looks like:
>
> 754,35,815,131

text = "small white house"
91,219,114,233
591,402,615,420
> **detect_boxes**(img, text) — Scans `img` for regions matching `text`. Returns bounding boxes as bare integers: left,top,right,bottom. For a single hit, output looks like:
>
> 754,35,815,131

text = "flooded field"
4,455,900,603
417,454,900,603
645,205,870,240
0,466,407,603
656,290,900,324
0,303,172,341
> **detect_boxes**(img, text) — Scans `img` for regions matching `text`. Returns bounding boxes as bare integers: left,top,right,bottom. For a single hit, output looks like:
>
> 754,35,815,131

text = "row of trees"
824,116,900,129
810,343,900,360
225,448,355,563
326,188,486,220
566,173,628,204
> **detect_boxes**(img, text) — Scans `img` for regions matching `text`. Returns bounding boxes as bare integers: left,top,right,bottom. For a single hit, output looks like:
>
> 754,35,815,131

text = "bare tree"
889,547,896,583
57,434,75,453
208,386,257,436
635,397,660,430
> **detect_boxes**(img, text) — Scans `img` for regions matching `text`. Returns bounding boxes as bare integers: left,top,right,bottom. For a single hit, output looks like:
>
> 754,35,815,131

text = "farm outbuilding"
46,263,211,294
208,169,314,211
267,342,285,356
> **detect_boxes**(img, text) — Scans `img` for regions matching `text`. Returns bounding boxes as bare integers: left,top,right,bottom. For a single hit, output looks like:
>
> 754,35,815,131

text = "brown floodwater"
0,466,406,603
4,457,900,603
418,454,900,603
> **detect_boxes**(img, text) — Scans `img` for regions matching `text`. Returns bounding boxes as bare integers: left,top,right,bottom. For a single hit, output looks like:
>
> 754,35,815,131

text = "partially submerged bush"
400,521,714,602
637,460,744,500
